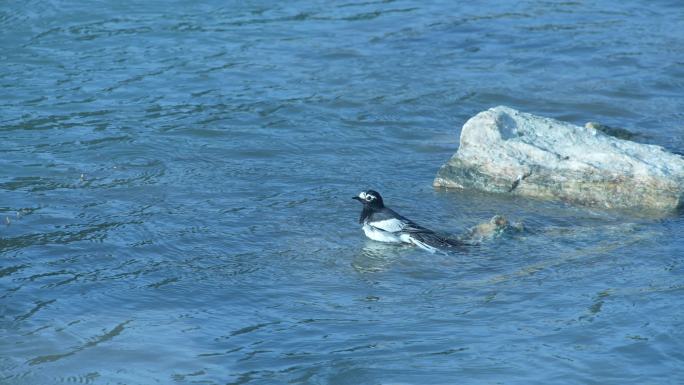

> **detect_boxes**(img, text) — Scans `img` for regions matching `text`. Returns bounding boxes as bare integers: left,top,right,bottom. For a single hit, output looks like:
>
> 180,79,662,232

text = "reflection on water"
353,241,410,273
1,0,684,384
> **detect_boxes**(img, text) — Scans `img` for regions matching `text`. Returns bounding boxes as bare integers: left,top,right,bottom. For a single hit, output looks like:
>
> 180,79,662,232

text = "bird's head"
352,190,384,209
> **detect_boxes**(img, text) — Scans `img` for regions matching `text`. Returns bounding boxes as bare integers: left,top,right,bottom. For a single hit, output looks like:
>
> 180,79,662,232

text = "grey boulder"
434,106,684,213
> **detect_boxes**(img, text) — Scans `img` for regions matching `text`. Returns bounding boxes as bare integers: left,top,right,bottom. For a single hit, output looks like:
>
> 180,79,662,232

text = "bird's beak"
352,196,362,201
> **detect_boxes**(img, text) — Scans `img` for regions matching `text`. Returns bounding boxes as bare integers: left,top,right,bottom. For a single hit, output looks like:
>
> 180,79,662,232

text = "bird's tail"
409,232,463,253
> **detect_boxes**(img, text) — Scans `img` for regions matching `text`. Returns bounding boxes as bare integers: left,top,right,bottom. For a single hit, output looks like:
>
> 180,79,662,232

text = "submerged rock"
458,215,523,245
434,106,684,213
584,121,640,141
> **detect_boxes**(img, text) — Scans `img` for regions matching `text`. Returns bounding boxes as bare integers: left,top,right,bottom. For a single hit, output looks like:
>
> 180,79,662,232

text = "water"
1,1,684,383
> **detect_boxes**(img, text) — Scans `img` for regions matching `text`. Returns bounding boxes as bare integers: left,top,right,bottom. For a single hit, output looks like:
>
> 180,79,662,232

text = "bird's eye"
365,195,374,201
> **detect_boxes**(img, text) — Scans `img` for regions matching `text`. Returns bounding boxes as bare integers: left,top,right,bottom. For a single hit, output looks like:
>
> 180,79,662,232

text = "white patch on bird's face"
358,191,375,202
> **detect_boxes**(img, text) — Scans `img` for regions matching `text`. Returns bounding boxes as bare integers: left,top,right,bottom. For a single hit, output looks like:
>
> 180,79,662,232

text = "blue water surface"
1,1,684,384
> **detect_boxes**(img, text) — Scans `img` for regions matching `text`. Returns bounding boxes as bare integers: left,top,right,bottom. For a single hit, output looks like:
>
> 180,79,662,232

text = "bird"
352,190,461,252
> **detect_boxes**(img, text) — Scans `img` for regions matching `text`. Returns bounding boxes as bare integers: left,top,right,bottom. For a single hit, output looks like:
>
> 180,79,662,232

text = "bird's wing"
369,210,463,252
369,208,427,233
369,217,438,238
368,218,407,233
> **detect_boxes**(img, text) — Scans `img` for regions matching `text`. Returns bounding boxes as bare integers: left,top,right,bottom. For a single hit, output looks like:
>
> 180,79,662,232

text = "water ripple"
1,0,683,384
27,320,132,366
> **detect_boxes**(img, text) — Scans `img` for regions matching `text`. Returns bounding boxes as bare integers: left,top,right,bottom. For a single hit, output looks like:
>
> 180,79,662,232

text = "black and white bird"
352,190,461,252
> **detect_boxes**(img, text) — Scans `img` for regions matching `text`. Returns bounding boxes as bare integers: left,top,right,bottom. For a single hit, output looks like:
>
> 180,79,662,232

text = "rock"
434,106,684,212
